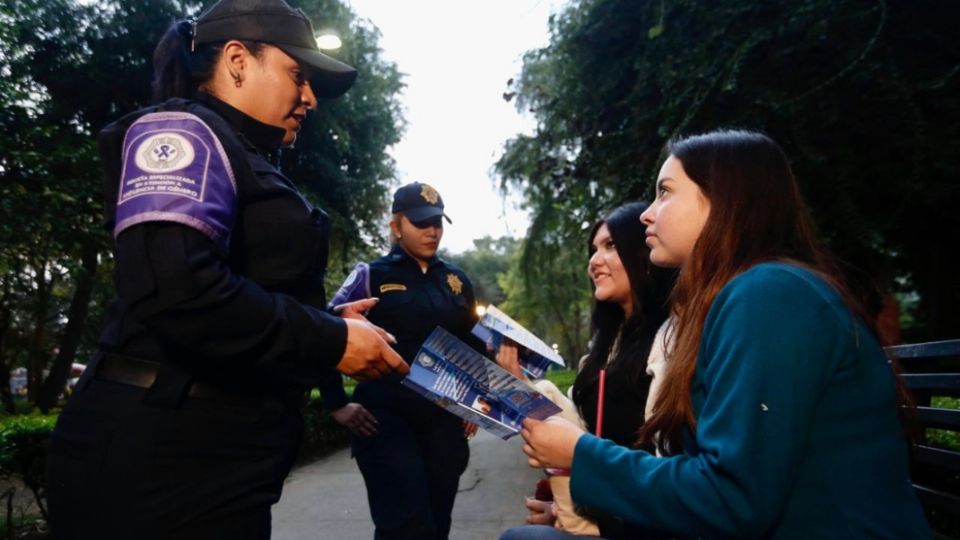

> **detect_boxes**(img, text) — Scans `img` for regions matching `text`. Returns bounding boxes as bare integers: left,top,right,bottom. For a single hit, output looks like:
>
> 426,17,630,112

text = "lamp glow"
315,34,342,50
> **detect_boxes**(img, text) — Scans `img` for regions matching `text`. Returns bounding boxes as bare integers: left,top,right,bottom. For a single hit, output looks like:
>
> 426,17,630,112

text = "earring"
231,72,242,88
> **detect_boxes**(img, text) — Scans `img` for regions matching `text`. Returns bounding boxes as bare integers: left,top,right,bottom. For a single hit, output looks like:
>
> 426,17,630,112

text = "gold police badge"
446,273,463,295
420,184,440,204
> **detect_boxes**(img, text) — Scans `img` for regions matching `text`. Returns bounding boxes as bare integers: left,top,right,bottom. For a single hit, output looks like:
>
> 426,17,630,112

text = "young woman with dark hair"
518,129,930,539
573,202,674,451
499,202,674,540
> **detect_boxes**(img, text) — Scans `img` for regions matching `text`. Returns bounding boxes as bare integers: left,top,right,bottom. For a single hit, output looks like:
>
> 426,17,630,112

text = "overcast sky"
345,0,568,253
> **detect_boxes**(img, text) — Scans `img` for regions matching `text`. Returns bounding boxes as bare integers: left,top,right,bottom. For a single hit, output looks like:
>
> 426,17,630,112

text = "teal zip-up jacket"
570,263,930,539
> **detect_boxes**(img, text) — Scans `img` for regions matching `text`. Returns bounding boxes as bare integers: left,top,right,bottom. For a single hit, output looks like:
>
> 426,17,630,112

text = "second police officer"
324,182,487,540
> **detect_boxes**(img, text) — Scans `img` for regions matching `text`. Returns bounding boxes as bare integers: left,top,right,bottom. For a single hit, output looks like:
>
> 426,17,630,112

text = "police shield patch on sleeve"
114,111,237,251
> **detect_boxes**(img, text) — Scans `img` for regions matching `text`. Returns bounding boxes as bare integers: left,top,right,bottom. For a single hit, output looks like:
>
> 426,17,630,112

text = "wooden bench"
890,339,960,539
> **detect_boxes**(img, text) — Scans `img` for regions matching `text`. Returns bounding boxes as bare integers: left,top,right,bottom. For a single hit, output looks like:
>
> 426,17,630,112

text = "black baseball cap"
391,182,452,224
192,0,357,98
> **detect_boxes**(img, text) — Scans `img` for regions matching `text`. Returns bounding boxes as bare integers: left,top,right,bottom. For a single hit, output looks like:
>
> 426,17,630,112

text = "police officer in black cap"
45,1,407,538
323,182,487,540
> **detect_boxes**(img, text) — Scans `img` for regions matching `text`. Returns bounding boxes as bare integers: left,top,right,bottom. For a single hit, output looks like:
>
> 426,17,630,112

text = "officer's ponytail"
152,20,214,102
151,19,263,103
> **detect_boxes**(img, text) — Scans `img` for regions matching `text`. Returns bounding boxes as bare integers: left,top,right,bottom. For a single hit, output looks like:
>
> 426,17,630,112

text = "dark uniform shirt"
46,93,348,538
96,92,347,394
321,244,484,410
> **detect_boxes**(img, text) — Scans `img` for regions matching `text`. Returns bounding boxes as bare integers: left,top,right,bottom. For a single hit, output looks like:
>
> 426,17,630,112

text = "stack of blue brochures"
472,305,566,379
402,327,562,440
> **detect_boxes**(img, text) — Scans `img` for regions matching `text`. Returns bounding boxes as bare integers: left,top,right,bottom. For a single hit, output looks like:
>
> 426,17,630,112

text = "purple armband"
328,262,371,311
114,112,237,251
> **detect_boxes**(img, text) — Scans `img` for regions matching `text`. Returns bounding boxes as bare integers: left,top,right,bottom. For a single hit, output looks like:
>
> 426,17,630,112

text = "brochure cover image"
401,327,561,440
472,305,566,379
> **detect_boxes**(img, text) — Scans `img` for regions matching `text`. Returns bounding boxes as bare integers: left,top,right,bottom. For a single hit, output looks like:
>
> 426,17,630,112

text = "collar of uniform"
388,243,443,270
193,91,287,156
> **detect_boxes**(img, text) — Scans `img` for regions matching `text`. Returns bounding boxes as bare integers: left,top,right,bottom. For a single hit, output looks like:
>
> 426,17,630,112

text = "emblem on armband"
135,133,195,173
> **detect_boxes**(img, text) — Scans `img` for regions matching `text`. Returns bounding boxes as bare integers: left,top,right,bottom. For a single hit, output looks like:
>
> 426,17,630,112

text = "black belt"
95,354,262,407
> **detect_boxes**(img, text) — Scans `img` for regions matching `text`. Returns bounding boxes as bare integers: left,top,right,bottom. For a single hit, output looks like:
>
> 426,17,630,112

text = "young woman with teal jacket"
517,130,930,539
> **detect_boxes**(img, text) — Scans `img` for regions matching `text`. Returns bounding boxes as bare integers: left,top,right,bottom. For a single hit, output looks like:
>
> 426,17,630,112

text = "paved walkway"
272,431,540,540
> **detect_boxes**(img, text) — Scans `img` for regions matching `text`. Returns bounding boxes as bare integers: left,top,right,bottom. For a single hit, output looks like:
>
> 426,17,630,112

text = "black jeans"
46,377,302,540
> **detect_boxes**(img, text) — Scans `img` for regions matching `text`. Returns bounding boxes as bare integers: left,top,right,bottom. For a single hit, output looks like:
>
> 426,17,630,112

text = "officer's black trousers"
46,377,302,540
352,384,470,540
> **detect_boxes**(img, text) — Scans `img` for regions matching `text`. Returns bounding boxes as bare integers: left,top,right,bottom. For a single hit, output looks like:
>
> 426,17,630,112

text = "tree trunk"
0,363,14,414
0,298,15,414
925,241,960,341
25,260,50,406
38,241,99,413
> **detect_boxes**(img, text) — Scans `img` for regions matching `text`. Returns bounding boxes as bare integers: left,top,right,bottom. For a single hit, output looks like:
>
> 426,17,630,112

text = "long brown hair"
637,129,913,453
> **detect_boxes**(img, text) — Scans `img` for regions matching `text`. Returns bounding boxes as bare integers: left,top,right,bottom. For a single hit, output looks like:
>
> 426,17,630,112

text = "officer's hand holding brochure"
471,305,565,379
401,327,561,440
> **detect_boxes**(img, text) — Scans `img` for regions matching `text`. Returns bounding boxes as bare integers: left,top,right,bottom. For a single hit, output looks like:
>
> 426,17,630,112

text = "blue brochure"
402,327,562,440
472,305,566,379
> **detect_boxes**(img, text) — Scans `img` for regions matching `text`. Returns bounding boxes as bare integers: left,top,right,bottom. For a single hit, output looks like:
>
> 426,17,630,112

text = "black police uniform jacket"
96,92,347,394
321,244,484,411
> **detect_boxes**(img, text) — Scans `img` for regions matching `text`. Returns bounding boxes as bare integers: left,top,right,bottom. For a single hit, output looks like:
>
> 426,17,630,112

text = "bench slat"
915,484,960,515
915,444,960,471
917,407,960,431
903,373,960,391
888,339,960,360
890,340,960,537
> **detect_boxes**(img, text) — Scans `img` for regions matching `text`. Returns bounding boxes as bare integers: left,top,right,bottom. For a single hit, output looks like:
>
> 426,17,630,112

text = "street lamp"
475,305,487,317
315,33,342,51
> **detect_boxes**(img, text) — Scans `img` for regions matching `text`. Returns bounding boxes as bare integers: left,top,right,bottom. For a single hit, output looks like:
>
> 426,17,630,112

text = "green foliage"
0,414,56,479
927,428,960,451
443,236,591,364
498,239,592,367
498,0,960,340
921,396,960,536
0,413,57,522
544,368,577,396
442,236,520,307
284,0,406,288
0,0,199,406
927,396,960,451
0,0,405,407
